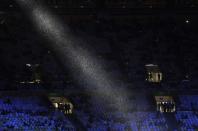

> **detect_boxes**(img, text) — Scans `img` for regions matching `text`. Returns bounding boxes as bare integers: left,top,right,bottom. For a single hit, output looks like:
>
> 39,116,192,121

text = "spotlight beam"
16,0,130,112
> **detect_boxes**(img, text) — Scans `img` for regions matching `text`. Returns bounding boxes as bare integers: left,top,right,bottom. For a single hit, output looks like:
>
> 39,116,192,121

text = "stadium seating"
0,96,76,130
175,111,198,130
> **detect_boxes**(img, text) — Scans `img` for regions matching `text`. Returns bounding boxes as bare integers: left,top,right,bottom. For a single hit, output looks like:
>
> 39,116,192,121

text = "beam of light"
16,0,130,112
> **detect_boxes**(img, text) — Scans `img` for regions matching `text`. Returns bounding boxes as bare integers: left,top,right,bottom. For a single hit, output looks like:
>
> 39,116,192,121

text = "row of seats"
175,111,198,130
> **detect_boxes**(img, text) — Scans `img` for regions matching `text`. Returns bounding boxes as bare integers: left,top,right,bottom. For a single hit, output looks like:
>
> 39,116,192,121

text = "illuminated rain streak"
16,0,129,112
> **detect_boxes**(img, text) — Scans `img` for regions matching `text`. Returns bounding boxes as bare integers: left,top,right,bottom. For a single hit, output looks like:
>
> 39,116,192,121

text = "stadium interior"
0,0,198,130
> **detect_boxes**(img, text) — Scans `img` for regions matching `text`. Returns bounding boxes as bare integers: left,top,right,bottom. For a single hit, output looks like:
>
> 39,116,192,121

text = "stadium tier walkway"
68,114,87,131
164,113,179,130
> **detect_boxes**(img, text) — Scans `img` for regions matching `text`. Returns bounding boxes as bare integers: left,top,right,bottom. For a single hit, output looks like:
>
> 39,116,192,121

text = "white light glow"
186,20,190,23
26,64,31,67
